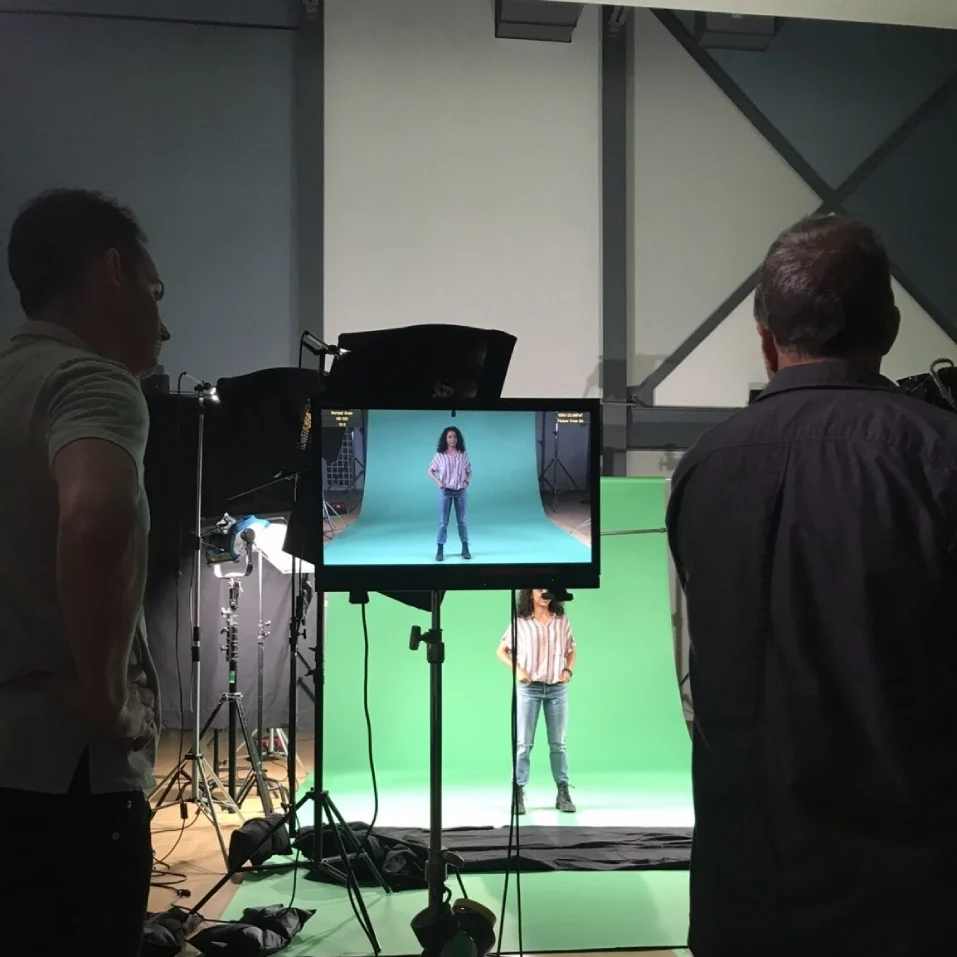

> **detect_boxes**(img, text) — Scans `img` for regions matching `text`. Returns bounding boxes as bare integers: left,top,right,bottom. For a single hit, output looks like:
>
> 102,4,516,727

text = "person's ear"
102,248,125,296
758,324,779,377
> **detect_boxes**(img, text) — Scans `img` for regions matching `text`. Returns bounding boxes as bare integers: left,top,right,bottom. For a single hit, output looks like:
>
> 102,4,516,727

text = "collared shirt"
430,450,471,490
501,614,575,685
667,360,957,957
0,321,160,795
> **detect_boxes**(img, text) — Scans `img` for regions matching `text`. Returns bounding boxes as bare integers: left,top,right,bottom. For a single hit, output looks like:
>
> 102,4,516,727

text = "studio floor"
148,734,693,957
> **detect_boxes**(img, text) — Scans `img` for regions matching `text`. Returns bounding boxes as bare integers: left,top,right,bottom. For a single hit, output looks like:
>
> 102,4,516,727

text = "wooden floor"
147,731,679,956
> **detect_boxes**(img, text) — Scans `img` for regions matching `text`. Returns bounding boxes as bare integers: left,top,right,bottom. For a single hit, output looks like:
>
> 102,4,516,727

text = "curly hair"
436,426,466,453
515,589,565,619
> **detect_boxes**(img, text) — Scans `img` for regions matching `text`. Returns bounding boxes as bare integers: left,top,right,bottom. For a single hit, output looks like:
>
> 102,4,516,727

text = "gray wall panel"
847,88,957,337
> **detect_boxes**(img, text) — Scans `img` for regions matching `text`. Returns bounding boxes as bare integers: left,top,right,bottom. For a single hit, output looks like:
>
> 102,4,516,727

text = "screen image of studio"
320,409,592,566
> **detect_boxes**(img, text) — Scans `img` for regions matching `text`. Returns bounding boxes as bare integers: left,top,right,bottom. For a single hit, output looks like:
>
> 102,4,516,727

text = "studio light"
202,513,260,568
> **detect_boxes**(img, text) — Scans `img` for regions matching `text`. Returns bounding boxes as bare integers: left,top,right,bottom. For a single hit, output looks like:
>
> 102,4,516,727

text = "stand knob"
409,626,423,651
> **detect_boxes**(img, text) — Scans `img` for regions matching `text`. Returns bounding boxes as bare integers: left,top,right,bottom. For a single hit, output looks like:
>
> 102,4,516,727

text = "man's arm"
665,472,694,737
46,362,151,739
428,454,443,487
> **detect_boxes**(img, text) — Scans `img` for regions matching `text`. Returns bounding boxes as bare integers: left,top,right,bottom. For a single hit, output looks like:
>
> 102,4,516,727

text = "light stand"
150,375,239,865
256,549,269,763
198,537,275,816
409,592,460,915
186,334,388,952
185,583,389,957
409,592,496,957
251,548,293,764
540,417,579,513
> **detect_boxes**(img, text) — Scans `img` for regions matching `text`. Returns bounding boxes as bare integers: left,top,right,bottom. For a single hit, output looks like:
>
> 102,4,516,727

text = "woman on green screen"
428,425,472,562
496,588,577,815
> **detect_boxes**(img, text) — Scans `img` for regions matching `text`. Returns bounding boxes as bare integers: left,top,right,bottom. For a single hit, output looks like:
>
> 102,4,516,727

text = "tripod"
186,578,389,955
539,418,579,512
150,377,238,864
198,570,274,814
409,592,469,937
248,547,299,773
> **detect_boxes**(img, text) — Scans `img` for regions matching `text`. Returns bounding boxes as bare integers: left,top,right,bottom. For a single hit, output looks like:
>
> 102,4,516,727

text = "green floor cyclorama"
224,478,693,954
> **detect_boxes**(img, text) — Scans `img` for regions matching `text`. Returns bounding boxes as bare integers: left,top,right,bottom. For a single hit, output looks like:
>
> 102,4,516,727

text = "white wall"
655,281,957,407
0,12,295,382
628,8,819,387
323,0,602,399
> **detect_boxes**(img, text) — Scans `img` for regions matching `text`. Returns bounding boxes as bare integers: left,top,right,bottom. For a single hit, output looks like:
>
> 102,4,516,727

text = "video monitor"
310,398,600,591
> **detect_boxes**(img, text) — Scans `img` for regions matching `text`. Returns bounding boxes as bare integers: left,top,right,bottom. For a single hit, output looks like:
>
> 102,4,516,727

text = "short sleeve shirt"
0,321,159,794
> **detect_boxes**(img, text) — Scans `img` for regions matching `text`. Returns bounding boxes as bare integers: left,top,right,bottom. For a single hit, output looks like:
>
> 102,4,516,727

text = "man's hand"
516,668,532,684
41,674,154,745
559,669,572,684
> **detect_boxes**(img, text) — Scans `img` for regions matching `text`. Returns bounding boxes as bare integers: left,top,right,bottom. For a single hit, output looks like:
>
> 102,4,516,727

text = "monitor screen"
308,399,600,591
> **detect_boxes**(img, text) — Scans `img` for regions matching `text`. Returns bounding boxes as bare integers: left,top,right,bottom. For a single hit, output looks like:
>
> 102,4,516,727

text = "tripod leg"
234,697,275,815
320,794,382,955
149,761,191,809
196,755,232,863
188,789,317,920
323,792,391,894
557,458,579,489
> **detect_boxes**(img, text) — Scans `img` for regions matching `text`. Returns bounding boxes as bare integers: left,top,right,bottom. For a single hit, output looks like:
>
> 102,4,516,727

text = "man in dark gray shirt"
0,189,170,955
667,215,957,957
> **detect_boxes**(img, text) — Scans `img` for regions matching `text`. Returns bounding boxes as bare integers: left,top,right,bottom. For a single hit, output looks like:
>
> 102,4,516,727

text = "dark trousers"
0,751,152,956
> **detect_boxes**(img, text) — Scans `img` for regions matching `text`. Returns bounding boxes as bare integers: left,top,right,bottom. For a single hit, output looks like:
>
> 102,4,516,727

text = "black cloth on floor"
293,823,691,890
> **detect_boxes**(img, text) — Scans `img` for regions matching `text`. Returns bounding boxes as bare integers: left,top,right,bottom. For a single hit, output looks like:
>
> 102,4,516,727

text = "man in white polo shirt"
0,189,169,955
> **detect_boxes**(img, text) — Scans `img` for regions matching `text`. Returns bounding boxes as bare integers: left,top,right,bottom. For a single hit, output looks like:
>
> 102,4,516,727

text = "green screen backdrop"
320,477,688,786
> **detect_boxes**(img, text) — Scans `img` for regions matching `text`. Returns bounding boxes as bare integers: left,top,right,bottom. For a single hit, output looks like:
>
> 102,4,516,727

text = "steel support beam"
293,0,324,359
601,6,630,475
628,9,957,406
626,403,738,450
0,0,297,28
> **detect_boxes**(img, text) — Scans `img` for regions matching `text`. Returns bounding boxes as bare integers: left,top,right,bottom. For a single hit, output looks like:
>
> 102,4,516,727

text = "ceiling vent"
495,0,585,43
694,13,781,51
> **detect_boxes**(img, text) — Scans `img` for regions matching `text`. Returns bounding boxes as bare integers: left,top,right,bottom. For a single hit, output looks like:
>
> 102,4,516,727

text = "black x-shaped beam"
630,10,957,405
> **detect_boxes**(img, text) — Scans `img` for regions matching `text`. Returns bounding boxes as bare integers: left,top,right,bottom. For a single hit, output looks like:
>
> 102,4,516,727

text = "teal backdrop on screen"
324,409,591,565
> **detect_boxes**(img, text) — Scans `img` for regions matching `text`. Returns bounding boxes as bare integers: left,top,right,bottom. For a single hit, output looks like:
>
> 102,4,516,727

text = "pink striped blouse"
500,614,575,685
430,450,471,490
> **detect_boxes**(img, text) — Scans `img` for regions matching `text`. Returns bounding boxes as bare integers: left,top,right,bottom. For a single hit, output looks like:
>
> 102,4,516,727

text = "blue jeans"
437,487,468,546
515,682,569,787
